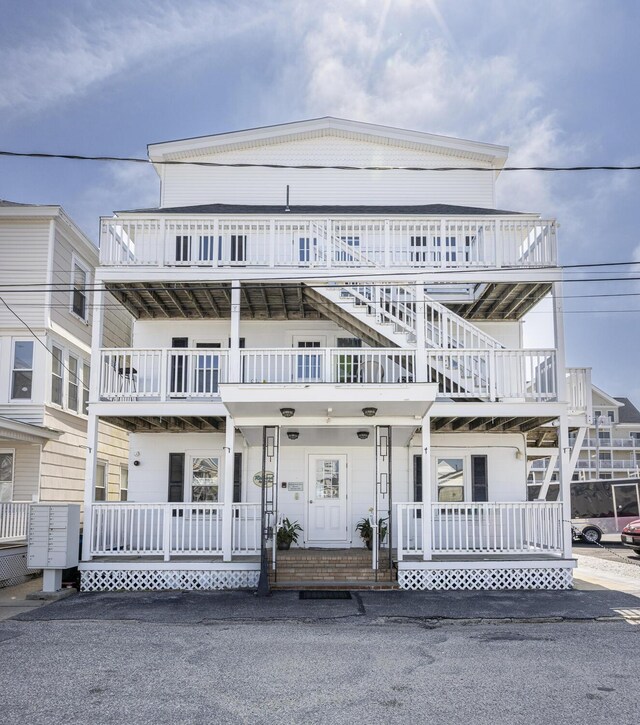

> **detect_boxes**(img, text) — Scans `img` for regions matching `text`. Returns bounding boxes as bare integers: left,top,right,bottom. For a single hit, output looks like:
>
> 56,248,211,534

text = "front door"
307,455,348,544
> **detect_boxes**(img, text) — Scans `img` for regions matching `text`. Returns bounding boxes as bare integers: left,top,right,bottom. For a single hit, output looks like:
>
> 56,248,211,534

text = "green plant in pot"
276,518,303,550
356,515,388,550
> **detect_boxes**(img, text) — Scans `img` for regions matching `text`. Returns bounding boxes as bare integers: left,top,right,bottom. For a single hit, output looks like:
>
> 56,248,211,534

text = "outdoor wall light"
287,431,300,440
362,407,377,417
357,430,370,440
280,407,295,418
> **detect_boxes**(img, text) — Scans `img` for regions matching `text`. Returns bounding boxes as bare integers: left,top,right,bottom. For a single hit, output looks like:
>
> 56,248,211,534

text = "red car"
621,519,640,555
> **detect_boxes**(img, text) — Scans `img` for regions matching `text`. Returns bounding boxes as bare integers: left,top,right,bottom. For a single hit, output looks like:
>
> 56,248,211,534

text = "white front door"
307,455,348,544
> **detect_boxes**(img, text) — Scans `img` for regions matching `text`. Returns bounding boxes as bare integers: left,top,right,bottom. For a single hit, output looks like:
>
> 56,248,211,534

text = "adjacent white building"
80,117,582,592
0,200,130,586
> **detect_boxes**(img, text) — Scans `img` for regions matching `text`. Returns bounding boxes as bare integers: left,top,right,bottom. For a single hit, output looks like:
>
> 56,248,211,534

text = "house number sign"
253,471,275,488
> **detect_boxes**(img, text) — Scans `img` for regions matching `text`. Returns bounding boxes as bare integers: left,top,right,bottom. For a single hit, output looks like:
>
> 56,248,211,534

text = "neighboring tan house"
80,117,580,593
0,200,131,586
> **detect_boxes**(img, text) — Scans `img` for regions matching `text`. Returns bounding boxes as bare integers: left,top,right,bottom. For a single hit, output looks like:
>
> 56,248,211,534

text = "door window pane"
0,452,14,502
315,459,340,499
437,458,465,502
191,457,219,502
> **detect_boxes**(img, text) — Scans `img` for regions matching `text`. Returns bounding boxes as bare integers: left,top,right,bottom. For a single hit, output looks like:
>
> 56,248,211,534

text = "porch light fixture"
362,407,377,417
357,430,369,440
287,431,300,440
280,407,295,418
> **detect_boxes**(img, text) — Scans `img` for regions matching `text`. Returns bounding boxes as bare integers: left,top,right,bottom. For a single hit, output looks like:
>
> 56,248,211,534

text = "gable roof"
591,385,623,408
148,117,509,168
614,397,640,424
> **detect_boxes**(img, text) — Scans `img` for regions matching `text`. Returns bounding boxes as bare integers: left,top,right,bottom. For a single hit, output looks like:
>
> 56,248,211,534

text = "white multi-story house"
80,117,582,592
529,372,640,487
0,200,130,586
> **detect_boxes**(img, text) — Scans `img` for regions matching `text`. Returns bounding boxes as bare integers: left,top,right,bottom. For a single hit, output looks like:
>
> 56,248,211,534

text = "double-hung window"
71,259,89,321
51,345,64,406
83,363,90,414
12,341,34,400
68,355,79,412
120,466,129,502
95,462,107,501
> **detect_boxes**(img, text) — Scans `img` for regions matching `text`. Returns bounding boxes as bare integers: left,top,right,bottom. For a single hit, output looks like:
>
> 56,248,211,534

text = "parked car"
621,519,640,555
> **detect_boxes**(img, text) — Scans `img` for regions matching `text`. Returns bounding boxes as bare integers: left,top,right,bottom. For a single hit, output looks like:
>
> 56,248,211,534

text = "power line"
1,149,640,172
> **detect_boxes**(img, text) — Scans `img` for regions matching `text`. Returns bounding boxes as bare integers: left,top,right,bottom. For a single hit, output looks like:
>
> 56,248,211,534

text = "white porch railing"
99,347,557,402
0,502,30,543
566,367,592,416
90,503,261,559
396,501,564,559
99,215,557,269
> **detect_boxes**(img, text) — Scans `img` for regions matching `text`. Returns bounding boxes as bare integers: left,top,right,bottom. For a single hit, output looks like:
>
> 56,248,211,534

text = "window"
437,458,464,502
0,450,14,502
298,237,317,264
230,235,246,263
12,341,33,399
410,236,430,264
598,429,611,441
72,260,88,320
191,457,219,502
296,341,321,381
82,364,90,414
68,355,79,412
175,235,191,263
95,462,107,501
51,345,63,406
120,466,128,502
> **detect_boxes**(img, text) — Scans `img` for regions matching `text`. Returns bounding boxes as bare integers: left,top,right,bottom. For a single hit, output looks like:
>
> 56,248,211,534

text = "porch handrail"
99,215,557,269
396,501,564,558
232,503,261,554
0,502,30,543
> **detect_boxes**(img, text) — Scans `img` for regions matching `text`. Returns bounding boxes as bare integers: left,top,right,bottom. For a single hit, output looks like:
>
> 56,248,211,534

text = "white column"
414,281,428,382
81,281,105,561
222,416,235,562
421,414,432,560
558,412,573,559
229,281,241,382
552,281,567,404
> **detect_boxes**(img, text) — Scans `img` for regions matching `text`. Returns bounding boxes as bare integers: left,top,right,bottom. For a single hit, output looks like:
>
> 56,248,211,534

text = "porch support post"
81,280,105,562
421,414,432,561
558,412,573,559
552,281,568,405
229,280,241,382
222,416,235,562
414,280,427,382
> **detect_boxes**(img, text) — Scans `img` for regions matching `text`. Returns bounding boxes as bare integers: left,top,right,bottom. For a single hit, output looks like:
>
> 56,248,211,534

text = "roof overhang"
219,383,438,424
148,117,508,170
0,417,62,444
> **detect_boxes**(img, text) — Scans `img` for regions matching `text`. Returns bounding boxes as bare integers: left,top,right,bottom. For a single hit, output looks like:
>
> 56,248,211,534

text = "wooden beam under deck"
430,415,556,434
100,416,225,433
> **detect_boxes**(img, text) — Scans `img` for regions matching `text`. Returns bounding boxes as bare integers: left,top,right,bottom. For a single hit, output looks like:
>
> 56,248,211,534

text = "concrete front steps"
270,547,398,590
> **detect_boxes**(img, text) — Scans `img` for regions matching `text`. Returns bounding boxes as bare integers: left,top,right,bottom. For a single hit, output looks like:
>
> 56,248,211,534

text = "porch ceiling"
238,424,417,447
431,415,556,433
106,281,325,321
104,415,225,433
448,281,552,320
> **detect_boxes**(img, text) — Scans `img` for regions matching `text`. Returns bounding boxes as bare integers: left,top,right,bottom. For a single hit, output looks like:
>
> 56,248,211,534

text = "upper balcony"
99,212,557,272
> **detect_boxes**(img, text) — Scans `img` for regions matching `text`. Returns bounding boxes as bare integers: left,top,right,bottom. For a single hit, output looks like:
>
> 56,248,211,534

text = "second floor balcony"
99,214,557,271
98,347,558,404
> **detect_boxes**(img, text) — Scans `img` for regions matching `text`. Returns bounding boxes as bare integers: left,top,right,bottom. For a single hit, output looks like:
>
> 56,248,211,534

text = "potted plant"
356,515,388,550
276,518,303,550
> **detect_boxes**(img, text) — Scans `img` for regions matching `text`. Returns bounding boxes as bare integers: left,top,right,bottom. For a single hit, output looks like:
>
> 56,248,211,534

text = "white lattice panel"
398,566,573,591
0,551,39,589
80,569,259,592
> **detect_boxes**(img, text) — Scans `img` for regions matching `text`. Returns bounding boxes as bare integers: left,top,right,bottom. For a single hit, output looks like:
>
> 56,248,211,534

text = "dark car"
621,519,640,555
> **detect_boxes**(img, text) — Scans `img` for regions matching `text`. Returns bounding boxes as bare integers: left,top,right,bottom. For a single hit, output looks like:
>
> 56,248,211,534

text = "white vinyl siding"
160,136,496,209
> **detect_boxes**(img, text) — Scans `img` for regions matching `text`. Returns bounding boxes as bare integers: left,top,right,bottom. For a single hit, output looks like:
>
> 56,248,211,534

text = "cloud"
0,2,266,119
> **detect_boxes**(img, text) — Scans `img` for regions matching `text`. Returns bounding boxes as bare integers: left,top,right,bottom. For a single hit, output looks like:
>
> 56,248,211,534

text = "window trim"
11,339,34,401
0,448,15,503
70,254,90,323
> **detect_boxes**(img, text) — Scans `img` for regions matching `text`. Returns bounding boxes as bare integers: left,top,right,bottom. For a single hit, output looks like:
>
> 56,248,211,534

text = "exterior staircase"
270,548,398,590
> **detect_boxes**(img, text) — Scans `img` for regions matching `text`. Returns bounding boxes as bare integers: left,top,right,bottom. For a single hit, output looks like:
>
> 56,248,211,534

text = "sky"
0,0,639,403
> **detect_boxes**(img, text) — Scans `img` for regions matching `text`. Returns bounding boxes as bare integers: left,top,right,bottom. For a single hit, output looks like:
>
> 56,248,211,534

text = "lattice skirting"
398,566,573,591
80,569,260,592
0,549,40,589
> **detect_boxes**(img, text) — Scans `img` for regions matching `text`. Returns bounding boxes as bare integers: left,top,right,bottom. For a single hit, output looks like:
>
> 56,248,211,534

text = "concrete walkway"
0,577,48,621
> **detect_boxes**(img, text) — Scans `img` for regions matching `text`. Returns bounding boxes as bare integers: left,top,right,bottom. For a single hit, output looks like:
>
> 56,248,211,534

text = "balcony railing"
89,503,261,560
396,501,564,559
99,347,557,403
99,215,557,270
0,502,30,543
